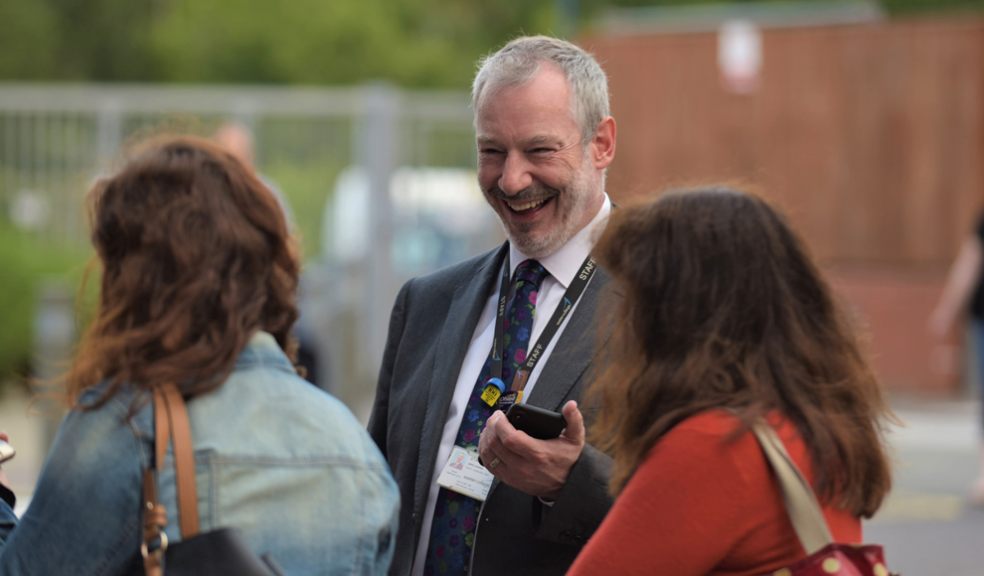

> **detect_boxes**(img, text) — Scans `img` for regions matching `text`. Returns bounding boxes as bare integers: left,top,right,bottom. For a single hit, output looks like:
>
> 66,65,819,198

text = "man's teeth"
508,198,547,212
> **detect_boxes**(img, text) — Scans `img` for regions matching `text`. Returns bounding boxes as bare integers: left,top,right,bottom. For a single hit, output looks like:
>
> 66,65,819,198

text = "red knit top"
567,410,860,576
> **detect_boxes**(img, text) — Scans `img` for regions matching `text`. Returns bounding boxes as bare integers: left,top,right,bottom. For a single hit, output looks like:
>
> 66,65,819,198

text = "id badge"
437,446,495,501
496,390,523,412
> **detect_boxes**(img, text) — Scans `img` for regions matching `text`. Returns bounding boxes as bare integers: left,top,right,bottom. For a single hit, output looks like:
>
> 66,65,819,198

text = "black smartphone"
505,403,566,440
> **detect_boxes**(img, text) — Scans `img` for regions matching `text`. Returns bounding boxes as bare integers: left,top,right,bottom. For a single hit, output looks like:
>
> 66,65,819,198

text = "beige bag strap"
751,421,833,554
142,383,201,575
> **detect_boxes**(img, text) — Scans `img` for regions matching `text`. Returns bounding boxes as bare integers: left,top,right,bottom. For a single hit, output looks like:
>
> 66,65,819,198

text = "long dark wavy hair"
588,186,892,518
66,135,300,407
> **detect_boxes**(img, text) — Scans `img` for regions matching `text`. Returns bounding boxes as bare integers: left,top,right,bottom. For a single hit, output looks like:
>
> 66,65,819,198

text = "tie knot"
513,259,548,290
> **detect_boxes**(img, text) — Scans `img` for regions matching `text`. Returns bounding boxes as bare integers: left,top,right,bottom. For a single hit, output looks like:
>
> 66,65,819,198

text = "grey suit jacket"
368,243,614,576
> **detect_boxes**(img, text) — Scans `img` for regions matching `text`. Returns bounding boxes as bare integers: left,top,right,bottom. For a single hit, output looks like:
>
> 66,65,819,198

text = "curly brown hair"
588,186,892,518
66,135,300,407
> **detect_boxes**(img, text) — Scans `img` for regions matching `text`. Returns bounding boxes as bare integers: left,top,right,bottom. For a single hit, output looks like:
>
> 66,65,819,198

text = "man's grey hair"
472,35,611,142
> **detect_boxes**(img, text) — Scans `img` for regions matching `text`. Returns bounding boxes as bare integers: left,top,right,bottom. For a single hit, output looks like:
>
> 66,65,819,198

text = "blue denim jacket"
0,332,399,575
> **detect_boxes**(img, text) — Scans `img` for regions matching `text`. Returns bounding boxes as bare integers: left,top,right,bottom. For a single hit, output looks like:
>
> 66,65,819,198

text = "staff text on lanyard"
479,254,597,411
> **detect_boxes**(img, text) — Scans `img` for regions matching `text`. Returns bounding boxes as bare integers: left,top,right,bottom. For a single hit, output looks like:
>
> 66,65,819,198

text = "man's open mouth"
506,195,554,214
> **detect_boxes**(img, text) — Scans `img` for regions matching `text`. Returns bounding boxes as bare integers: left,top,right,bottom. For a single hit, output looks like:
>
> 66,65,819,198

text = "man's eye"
529,148,554,155
479,149,504,156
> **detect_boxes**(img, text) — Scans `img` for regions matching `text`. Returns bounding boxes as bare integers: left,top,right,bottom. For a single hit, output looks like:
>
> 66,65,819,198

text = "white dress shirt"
411,195,612,575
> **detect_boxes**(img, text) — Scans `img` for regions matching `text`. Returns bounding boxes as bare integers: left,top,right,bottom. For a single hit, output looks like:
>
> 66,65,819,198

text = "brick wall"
584,18,984,393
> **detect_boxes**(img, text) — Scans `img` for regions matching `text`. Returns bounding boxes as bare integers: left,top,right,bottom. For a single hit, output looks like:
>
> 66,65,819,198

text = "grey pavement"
868,396,984,576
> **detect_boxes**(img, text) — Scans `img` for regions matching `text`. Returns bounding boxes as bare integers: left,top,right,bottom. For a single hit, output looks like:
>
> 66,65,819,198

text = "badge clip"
496,390,522,412
481,377,506,408
512,370,530,393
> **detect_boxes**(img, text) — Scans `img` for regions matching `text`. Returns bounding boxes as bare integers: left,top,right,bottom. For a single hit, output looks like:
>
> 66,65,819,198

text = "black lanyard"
488,252,598,397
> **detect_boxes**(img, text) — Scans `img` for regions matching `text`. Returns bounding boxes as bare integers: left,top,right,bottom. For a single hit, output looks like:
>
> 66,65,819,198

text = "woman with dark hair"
0,136,399,574
568,187,893,575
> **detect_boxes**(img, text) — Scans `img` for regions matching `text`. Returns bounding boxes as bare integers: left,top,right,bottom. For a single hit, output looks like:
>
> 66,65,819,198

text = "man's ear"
590,116,616,170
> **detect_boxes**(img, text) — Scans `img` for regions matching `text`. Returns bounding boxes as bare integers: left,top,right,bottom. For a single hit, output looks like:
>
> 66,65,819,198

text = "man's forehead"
475,103,581,145
475,64,572,111
476,133,568,147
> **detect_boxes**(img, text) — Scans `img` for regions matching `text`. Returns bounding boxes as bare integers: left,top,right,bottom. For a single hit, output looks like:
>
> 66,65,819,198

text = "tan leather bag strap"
751,421,833,554
142,383,202,575
157,382,201,538
153,387,168,479
142,385,173,576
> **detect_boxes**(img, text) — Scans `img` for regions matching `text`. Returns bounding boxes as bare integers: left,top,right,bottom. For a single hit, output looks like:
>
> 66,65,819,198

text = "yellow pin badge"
481,378,506,408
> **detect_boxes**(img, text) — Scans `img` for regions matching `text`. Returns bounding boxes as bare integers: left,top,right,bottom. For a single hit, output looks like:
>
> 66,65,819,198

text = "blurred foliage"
266,160,347,261
0,0,558,87
0,221,89,385
4,0,979,86
0,2,59,80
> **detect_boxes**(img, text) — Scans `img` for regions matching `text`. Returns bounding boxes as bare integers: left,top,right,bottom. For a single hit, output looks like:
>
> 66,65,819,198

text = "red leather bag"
752,423,897,576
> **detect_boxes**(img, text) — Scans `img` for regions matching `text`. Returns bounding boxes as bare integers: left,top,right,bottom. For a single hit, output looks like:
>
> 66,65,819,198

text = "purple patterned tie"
424,259,549,575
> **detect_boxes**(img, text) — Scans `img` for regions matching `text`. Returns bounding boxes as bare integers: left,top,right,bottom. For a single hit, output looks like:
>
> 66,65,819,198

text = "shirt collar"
509,193,611,288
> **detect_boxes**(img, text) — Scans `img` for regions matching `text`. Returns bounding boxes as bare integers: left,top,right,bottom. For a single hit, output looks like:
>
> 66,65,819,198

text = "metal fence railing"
0,83,502,417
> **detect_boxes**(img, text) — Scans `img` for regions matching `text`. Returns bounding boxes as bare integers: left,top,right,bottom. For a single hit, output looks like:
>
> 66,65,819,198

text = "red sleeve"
567,412,766,576
568,412,862,576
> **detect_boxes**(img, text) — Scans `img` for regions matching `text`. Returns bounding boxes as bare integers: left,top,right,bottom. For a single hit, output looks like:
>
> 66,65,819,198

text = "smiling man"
369,36,617,576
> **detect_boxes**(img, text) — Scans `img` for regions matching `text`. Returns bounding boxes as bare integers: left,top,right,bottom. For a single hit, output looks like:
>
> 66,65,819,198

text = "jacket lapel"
413,244,508,514
526,267,612,411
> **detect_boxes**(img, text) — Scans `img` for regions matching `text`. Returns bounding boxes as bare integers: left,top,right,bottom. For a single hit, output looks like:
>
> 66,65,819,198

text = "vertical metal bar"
0,113,10,205
56,112,70,244
34,111,51,243
17,113,30,235
59,112,80,245
356,83,399,386
18,111,27,199
96,97,122,179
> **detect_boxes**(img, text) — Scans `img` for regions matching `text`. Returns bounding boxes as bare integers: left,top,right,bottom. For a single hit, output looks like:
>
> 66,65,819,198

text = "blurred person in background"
929,214,984,505
369,35,617,575
213,120,323,389
0,136,398,574
568,187,893,575
212,121,295,227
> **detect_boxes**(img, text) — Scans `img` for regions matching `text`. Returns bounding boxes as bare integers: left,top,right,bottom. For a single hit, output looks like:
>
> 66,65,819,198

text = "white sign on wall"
718,19,763,94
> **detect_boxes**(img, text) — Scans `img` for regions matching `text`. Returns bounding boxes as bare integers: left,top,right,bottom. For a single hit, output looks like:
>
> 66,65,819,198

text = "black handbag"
140,382,284,576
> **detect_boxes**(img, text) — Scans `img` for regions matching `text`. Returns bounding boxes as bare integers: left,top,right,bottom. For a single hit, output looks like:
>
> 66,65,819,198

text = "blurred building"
583,0,984,395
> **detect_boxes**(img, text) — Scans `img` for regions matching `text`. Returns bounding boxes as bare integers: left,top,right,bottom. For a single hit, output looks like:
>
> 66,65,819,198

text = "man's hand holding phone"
477,400,586,499
505,403,567,440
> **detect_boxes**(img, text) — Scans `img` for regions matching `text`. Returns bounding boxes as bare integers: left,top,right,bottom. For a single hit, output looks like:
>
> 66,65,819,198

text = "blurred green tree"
0,0,161,81
0,222,88,385
52,0,161,80
0,0,558,87
0,2,59,80
149,0,558,87
2,0,982,85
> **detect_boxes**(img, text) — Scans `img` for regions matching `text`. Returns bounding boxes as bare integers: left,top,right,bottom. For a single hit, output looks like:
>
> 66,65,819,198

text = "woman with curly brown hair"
0,136,398,575
568,187,893,575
